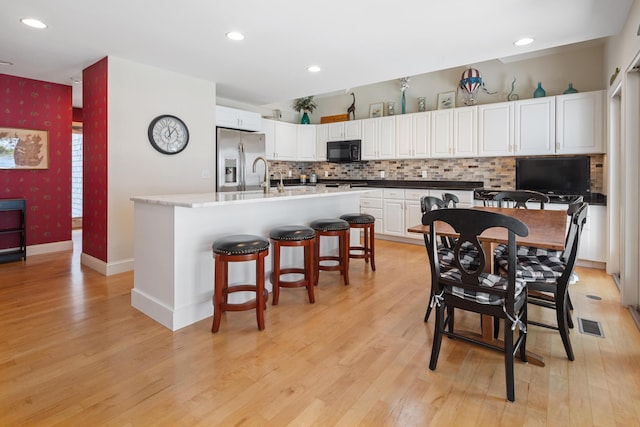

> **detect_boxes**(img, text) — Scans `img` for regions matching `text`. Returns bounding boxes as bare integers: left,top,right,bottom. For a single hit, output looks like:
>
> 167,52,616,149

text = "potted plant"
292,96,317,124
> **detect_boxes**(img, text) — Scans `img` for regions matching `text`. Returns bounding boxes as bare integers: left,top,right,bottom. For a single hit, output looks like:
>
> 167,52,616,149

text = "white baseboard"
81,253,134,276
131,288,213,331
27,240,73,256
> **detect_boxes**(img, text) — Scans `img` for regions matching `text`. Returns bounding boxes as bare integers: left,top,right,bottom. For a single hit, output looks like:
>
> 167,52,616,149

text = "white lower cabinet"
382,189,406,236
360,188,384,233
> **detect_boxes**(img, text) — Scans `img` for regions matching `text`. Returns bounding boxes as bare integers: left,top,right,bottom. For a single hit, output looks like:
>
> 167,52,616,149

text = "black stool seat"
340,213,375,224
309,218,349,232
212,234,269,255
270,225,316,241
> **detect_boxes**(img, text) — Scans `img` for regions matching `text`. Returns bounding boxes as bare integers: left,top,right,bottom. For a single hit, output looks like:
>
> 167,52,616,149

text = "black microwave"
326,140,361,163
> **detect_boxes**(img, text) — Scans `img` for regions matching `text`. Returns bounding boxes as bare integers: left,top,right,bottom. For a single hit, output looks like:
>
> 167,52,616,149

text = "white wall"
107,57,217,267
605,0,640,84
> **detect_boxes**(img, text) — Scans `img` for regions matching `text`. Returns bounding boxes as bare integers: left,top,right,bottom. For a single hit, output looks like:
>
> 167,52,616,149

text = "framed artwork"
437,91,456,110
0,127,49,169
369,102,384,118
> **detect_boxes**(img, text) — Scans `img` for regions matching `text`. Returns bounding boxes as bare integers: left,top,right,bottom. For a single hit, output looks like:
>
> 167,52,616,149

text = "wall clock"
147,114,189,154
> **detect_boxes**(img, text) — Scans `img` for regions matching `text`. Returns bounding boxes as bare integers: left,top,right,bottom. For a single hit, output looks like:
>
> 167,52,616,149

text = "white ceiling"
0,0,633,108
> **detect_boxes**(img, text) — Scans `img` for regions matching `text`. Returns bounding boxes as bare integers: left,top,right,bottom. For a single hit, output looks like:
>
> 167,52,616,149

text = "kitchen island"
130,185,371,331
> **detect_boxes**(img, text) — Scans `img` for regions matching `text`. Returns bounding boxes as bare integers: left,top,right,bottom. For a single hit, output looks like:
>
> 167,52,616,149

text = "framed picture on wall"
0,127,49,169
437,91,456,110
369,102,384,118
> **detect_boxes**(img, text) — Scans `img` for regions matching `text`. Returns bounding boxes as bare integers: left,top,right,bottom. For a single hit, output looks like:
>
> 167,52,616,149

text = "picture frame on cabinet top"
437,91,456,110
369,102,384,118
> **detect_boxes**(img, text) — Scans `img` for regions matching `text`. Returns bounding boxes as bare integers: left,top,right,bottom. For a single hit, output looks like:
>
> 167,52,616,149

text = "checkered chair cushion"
494,243,562,258
441,268,527,305
495,253,566,283
438,244,481,271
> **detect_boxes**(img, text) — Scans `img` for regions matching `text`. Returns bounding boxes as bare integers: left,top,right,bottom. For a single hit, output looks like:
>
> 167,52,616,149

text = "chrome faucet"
252,156,269,193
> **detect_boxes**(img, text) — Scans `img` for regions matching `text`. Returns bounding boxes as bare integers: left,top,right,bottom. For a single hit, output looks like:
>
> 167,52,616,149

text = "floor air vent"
577,318,605,338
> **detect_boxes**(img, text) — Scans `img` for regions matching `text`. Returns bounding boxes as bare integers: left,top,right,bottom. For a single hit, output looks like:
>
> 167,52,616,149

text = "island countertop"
130,184,371,208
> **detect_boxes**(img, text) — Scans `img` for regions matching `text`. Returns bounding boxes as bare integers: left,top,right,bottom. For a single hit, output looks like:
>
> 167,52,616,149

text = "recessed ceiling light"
0,60,14,66
307,65,321,73
514,37,534,46
21,18,47,29
225,31,245,41
70,77,81,84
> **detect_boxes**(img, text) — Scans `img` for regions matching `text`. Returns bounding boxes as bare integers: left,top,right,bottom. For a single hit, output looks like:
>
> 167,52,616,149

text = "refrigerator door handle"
238,142,245,190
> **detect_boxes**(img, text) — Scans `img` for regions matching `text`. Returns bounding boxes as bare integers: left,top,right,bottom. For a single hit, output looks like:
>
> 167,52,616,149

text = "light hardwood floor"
1,233,639,426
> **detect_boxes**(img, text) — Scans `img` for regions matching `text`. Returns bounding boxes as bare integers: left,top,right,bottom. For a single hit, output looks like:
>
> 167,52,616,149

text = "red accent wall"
82,58,108,262
72,107,83,123
0,74,72,247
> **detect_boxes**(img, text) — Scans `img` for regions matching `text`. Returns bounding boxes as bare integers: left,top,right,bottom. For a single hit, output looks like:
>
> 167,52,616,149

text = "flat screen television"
516,156,591,195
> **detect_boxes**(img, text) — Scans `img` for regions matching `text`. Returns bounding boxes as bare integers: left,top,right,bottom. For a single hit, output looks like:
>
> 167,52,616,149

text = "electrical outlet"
379,170,385,178
288,170,292,177
421,170,428,178
324,171,329,177
201,169,210,179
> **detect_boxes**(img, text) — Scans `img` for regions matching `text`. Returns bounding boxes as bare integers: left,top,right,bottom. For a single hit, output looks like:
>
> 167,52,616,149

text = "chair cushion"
270,225,316,241
437,245,481,271
340,213,375,224
309,218,350,232
495,253,566,283
441,268,526,305
212,234,270,255
494,243,562,258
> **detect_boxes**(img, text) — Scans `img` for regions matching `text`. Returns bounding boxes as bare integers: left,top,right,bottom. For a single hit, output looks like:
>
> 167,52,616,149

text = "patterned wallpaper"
270,154,606,194
0,74,72,248
82,57,108,262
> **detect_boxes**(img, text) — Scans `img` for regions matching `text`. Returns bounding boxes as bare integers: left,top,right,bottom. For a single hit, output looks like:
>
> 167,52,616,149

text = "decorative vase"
387,102,395,116
533,82,546,98
401,92,406,114
563,83,578,94
301,112,310,124
417,97,426,112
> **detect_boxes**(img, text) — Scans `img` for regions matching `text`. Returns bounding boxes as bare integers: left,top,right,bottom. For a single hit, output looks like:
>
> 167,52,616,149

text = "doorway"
71,121,82,230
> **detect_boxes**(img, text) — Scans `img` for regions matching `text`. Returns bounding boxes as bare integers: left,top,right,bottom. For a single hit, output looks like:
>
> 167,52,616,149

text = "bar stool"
211,234,269,333
340,213,376,271
309,218,350,286
269,225,316,305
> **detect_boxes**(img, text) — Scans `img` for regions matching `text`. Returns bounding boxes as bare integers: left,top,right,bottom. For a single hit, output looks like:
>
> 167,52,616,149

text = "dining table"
408,205,568,367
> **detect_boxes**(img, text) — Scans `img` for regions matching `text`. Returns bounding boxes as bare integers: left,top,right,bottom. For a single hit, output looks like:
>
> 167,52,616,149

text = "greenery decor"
292,96,317,113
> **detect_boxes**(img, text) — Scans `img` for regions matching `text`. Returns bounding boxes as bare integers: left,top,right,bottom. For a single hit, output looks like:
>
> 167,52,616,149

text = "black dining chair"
494,190,550,209
441,192,459,208
494,202,588,361
422,208,529,402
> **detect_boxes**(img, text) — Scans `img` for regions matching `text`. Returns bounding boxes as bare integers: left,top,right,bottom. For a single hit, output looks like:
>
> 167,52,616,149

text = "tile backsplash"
270,154,605,194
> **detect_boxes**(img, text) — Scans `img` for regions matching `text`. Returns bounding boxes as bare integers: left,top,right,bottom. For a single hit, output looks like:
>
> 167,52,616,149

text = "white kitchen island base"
131,187,368,331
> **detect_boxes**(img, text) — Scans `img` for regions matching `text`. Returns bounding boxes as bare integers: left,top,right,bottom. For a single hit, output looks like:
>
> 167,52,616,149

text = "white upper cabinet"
477,102,514,157
431,107,477,158
263,119,297,160
216,105,262,132
316,124,328,161
514,97,556,155
396,112,430,159
555,90,604,154
361,116,395,160
296,125,317,161
327,120,361,141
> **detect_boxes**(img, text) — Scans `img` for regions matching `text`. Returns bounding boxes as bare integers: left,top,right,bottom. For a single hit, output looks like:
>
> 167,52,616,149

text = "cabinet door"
378,116,396,159
361,118,378,160
327,122,345,141
556,90,604,154
383,199,405,236
344,120,362,139
453,106,477,157
404,200,424,240
262,119,277,160
316,124,328,161
478,102,513,157
412,112,430,158
430,109,454,158
395,115,413,158
514,97,555,155
274,122,297,160
297,125,316,161
215,105,261,131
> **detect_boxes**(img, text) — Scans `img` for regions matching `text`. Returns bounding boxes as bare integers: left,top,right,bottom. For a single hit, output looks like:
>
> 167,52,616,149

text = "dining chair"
494,202,588,361
422,208,529,402
441,192,459,208
494,190,550,209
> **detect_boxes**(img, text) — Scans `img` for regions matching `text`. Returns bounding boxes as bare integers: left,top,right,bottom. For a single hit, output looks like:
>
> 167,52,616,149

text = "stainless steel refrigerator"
216,128,266,192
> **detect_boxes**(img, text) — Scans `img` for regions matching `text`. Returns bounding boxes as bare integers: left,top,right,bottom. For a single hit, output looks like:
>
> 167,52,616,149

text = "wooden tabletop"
407,206,567,250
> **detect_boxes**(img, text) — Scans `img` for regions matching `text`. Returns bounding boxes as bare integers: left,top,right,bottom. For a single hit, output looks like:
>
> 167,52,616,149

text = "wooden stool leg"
369,224,376,271
342,229,350,285
256,251,266,331
212,256,224,333
272,240,281,305
305,239,315,303
314,235,320,286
